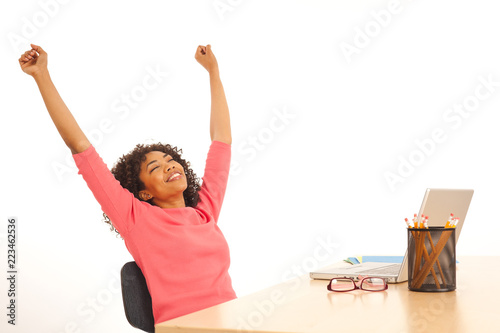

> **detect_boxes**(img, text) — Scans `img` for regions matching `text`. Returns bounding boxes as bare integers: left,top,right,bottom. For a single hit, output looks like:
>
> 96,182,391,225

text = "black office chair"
121,261,155,333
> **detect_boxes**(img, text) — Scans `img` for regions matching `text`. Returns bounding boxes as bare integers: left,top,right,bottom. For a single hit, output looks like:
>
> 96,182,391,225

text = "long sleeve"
73,142,236,324
72,145,148,235
196,140,231,223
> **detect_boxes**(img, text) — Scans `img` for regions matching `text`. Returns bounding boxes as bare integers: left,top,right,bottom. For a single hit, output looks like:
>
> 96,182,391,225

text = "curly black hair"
103,142,201,237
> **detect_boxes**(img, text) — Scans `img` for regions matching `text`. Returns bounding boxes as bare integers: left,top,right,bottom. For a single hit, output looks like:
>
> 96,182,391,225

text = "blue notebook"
345,256,404,265
345,255,456,265
361,256,404,263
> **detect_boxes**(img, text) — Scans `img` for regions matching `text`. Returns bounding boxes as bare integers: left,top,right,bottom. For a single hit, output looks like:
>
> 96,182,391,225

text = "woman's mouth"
166,172,182,182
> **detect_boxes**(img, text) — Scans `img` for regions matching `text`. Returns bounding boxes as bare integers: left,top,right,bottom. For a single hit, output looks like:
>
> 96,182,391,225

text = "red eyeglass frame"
327,276,388,292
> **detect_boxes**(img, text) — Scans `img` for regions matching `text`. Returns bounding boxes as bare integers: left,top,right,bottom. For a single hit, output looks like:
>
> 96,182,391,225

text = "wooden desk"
156,257,500,332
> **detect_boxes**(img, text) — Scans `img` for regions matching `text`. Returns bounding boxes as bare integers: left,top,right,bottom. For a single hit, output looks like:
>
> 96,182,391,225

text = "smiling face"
138,151,188,208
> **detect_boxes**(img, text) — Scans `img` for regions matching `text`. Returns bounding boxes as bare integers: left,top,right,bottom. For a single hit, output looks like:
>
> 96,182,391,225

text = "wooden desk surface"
156,256,500,333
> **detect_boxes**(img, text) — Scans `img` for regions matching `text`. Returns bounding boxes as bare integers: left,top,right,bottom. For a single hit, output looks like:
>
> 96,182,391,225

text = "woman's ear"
139,191,152,201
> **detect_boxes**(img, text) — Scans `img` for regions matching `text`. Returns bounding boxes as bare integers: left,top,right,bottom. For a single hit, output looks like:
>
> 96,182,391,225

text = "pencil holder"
407,227,456,292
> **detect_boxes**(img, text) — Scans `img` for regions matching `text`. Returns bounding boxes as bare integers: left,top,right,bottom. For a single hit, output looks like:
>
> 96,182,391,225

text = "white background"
1,0,499,332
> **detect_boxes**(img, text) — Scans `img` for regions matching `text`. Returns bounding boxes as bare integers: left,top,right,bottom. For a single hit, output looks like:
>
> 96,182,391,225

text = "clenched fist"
195,44,219,74
19,44,48,77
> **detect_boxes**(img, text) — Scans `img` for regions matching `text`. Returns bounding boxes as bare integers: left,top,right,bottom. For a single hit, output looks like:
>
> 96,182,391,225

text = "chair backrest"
121,261,155,333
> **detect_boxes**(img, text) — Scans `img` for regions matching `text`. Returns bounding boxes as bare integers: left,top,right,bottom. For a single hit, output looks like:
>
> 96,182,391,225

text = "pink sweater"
73,141,237,324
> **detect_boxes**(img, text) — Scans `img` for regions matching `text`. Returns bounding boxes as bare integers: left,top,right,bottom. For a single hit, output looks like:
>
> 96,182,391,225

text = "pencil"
425,230,447,287
411,229,454,289
410,228,441,288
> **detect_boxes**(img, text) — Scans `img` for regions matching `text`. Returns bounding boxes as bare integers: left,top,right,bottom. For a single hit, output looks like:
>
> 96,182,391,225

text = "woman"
19,43,237,325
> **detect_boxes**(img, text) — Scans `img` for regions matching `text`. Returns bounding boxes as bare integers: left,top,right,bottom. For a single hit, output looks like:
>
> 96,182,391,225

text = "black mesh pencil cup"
407,227,456,292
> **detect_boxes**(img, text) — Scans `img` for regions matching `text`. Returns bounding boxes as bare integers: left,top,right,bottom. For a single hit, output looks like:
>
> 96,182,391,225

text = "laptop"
309,188,474,283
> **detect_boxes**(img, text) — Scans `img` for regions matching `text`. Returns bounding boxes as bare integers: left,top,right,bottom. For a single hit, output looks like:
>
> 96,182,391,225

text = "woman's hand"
19,44,48,77
18,43,91,153
197,44,231,144
195,44,219,74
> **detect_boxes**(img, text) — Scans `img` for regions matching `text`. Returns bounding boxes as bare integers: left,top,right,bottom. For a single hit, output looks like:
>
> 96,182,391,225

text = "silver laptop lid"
416,188,474,242
397,188,474,282
310,188,474,283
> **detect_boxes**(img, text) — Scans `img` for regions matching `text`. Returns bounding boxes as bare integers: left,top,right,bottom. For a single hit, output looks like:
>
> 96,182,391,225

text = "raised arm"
19,44,91,154
195,45,232,145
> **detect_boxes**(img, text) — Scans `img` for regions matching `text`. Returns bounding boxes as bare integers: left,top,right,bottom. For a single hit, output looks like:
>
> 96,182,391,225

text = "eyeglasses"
327,276,388,292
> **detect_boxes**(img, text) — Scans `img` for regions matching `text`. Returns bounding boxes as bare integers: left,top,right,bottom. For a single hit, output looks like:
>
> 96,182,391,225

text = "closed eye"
149,157,174,173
